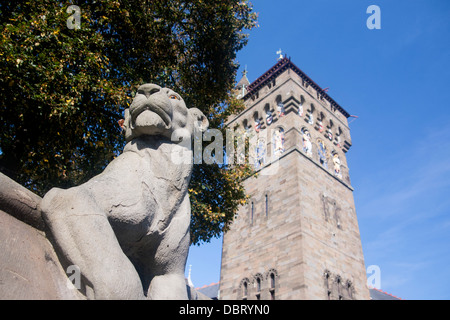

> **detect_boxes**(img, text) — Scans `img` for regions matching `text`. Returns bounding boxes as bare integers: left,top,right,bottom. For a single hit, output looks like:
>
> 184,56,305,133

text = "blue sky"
186,0,450,300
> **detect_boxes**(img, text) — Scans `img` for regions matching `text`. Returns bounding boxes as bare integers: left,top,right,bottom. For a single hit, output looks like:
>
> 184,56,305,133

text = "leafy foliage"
0,0,257,244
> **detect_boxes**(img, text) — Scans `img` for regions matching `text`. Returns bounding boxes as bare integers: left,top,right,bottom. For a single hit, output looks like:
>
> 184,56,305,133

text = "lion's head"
123,84,208,142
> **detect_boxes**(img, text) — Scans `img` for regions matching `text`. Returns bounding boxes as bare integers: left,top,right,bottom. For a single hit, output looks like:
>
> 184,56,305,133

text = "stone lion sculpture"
41,84,208,299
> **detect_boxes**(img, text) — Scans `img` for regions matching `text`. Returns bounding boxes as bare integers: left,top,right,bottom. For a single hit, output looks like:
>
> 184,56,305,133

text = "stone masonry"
219,58,370,300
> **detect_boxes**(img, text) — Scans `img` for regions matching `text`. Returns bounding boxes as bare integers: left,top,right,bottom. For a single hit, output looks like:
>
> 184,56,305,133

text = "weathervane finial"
276,49,283,61
243,64,248,76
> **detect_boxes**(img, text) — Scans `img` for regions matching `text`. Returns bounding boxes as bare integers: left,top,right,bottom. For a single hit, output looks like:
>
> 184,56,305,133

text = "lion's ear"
188,108,209,132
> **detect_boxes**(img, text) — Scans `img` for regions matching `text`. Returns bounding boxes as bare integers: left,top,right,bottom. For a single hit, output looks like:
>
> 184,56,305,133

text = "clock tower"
219,57,370,300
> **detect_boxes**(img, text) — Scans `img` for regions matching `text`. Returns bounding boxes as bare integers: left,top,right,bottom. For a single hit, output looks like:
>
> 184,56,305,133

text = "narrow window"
324,271,331,300
269,273,276,300
347,281,354,300
336,276,342,300
265,194,269,217
243,281,248,300
251,201,254,225
256,277,261,300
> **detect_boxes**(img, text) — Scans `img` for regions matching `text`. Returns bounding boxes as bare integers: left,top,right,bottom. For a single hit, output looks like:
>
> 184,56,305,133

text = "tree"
0,0,257,244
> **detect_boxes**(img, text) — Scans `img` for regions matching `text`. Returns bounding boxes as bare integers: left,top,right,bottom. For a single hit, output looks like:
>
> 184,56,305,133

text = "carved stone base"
0,209,84,300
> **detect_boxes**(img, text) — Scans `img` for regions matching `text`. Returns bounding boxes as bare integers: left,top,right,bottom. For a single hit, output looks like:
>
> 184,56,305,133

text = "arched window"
335,276,343,300
267,269,278,300
254,273,264,300
323,271,354,300
239,278,250,300
346,281,354,300
269,273,276,300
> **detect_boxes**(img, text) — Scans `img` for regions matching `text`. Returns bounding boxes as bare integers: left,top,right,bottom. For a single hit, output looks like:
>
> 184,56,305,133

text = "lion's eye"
169,95,179,100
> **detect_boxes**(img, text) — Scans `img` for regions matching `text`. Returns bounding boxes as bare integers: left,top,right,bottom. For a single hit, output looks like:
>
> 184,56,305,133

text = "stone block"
0,209,83,300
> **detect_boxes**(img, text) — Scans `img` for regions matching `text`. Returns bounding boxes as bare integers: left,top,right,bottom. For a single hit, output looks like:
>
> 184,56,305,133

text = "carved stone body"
41,84,208,299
